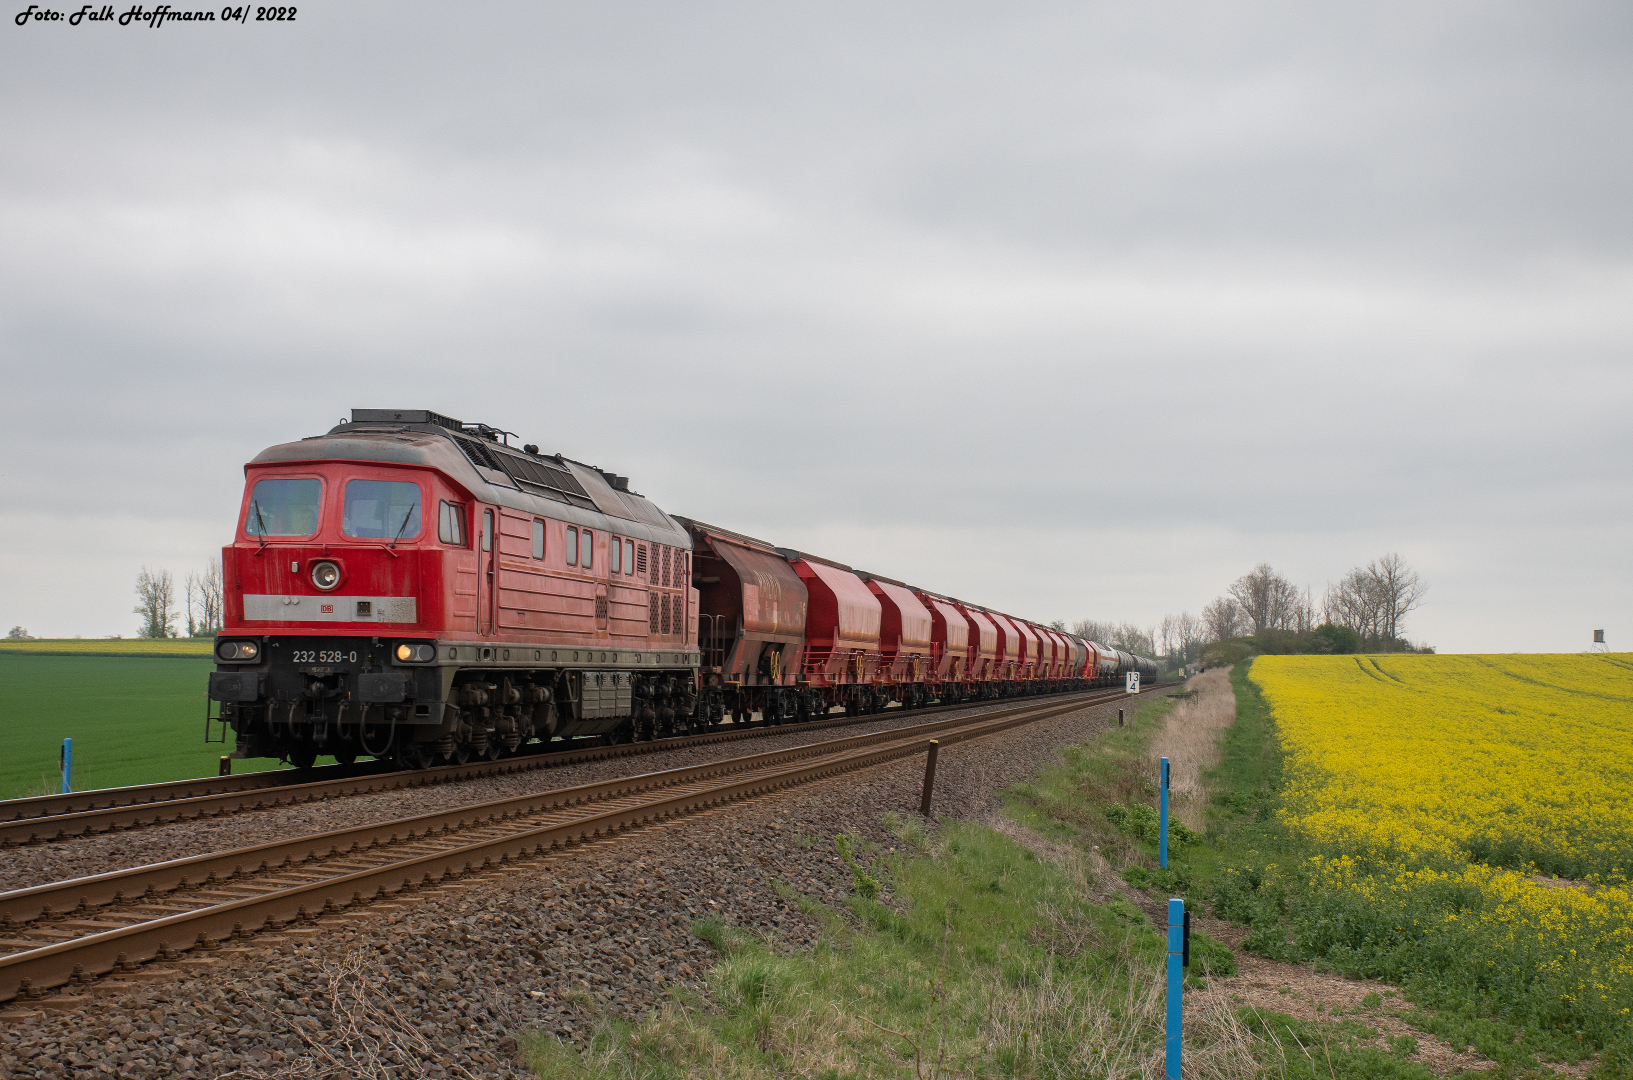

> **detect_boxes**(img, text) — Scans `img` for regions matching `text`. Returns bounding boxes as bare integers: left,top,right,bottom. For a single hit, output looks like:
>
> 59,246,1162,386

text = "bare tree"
1103,622,1155,657
1175,610,1205,660
6,626,32,639
1371,552,1427,641
1324,567,1382,642
1068,619,1156,657
134,567,177,639
186,558,224,637
1158,614,1177,661
1201,596,1245,642
1071,619,1117,645
1323,554,1428,649
1228,563,1301,635
1294,585,1318,633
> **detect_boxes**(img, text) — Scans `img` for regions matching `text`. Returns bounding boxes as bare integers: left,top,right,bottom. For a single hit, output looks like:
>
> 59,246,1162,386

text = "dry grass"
1152,667,1238,830
219,947,508,1080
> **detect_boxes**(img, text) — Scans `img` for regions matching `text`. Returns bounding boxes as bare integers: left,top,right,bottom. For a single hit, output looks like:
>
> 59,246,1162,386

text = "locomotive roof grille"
344,408,603,510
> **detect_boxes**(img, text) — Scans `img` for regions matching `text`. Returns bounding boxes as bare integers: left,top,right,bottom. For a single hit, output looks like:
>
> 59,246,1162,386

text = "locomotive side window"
580,528,593,568
624,539,634,575
566,526,577,566
437,501,466,545
244,478,321,537
610,535,622,574
531,519,545,560
481,510,493,552
343,480,421,540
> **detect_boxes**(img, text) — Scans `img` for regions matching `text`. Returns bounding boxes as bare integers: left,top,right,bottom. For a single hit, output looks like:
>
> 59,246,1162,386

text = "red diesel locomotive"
208,410,1156,768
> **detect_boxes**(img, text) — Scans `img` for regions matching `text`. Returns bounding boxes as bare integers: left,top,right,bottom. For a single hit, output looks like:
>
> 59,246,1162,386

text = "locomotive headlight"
395,642,435,663
311,561,341,591
216,640,260,662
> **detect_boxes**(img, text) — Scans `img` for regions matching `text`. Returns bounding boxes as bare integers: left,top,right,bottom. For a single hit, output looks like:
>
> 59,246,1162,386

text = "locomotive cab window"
580,528,593,568
437,501,466,545
624,539,634,575
343,480,421,540
610,535,622,574
531,519,545,560
481,510,493,552
566,526,577,566
244,477,321,537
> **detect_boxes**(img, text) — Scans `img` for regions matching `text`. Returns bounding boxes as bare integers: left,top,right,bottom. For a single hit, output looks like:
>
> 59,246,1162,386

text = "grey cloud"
1,1,1629,647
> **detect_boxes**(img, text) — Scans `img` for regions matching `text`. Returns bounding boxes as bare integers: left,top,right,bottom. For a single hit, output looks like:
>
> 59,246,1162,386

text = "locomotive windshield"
244,478,321,537
342,479,422,540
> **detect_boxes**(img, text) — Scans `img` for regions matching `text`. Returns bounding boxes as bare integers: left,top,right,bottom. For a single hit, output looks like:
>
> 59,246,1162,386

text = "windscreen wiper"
251,501,268,551
390,504,418,549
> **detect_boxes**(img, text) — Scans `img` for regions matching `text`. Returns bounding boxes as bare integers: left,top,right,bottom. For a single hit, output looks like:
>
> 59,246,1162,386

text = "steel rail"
3,689,1079,824
0,689,1126,927
0,684,1162,1003
0,686,1123,846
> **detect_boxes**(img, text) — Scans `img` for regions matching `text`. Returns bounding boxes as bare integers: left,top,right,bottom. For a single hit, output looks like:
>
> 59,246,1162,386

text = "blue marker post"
1166,897,1184,1080
1159,755,1170,869
60,737,72,795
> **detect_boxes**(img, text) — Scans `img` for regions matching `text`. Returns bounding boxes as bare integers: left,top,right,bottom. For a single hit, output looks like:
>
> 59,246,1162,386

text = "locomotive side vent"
454,435,503,472
661,546,672,588
648,591,661,634
637,544,648,576
661,591,672,635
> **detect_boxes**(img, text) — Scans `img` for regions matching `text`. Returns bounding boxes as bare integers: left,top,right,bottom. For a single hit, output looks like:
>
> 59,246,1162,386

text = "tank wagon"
209,410,1157,768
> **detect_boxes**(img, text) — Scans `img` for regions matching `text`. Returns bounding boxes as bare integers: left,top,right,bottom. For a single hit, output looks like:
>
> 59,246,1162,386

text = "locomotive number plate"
291,650,358,664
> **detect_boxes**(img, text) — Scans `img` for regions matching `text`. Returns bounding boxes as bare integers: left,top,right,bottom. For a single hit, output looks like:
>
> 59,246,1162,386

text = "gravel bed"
0,696,1101,894
0,694,1135,1079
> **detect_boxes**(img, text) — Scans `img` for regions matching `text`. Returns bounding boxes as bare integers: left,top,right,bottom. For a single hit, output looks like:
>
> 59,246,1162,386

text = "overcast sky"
2,2,1628,651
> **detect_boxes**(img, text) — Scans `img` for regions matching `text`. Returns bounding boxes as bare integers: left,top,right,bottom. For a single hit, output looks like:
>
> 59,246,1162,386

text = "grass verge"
526,816,1252,1079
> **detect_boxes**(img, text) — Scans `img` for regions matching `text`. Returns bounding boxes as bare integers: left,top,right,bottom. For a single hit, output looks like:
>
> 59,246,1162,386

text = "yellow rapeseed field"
1254,653,1633,879
1247,653,1633,1042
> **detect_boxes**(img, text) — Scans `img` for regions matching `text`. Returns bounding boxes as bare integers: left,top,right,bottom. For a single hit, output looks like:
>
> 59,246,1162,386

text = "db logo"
321,604,334,614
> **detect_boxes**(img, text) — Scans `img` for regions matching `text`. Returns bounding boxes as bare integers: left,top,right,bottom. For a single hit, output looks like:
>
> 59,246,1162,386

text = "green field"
0,653,289,800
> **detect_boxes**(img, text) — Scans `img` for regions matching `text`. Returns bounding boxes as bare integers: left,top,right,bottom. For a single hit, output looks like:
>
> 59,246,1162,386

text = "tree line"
133,559,224,639
1065,552,1430,671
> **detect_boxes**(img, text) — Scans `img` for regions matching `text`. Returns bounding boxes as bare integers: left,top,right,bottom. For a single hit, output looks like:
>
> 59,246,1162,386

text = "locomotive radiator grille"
649,591,661,634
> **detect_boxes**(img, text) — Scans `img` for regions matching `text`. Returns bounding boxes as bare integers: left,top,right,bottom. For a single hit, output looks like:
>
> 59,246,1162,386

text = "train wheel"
333,749,357,766
289,746,318,770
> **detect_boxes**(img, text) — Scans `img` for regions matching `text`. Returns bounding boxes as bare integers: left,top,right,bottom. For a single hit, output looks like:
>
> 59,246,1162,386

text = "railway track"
0,687,1125,847
0,684,1159,1005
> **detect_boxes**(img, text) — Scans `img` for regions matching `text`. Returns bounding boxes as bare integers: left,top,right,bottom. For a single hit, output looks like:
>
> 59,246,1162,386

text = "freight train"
207,410,1158,768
